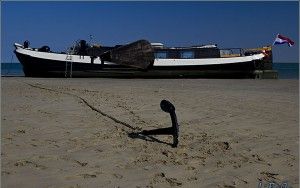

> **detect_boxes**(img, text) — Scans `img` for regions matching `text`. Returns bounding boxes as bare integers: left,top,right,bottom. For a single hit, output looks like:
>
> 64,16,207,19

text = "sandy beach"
1,77,299,188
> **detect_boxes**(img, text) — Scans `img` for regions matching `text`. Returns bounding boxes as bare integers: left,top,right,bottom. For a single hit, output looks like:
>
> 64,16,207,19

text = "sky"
1,1,299,63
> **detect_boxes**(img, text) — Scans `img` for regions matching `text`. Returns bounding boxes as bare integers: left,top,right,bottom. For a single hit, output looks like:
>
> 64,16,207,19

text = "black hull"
15,51,258,78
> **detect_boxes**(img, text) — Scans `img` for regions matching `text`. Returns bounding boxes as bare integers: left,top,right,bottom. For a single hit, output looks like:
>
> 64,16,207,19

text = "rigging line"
23,82,137,132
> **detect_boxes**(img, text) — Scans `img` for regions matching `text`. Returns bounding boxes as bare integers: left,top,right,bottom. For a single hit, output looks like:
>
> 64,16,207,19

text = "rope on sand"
24,82,137,132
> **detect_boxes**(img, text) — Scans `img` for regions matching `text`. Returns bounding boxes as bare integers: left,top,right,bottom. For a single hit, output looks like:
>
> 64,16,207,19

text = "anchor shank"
170,112,178,131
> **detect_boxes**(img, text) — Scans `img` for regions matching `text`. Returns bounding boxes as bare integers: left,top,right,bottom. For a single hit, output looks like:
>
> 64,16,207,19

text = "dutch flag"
273,34,295,47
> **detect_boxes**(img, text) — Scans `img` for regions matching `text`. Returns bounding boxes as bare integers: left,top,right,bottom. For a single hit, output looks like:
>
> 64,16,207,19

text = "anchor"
134,100,179,148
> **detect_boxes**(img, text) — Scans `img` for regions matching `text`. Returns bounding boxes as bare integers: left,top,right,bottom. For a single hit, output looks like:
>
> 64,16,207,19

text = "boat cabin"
151,43,221,59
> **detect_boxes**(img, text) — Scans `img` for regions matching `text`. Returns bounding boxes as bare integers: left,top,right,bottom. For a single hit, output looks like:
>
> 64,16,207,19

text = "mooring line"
24,82,136,131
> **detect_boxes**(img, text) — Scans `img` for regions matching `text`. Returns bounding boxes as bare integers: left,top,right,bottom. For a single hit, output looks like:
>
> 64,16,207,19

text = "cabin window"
167,50,179,59
180,51,194,59
155,51,167,59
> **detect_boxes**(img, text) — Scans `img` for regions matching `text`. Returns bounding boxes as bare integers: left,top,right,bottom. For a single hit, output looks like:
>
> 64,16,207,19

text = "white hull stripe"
154,53,264,66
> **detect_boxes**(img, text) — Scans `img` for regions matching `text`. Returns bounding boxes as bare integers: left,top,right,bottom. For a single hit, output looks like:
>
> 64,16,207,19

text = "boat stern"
244,46,277,79
244,46,273,70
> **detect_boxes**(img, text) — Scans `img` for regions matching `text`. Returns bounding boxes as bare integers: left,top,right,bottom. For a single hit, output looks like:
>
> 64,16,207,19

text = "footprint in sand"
259,171,279,181
2,171,11,175
14,160,47,170
80,173,97,178
113,173,123,179
74,160,88,167
66,172,102,180
165,177,183,186
17,129,26,134
151,172,183,186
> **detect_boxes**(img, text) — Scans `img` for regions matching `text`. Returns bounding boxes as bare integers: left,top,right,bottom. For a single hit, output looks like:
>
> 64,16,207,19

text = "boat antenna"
89,35,93,45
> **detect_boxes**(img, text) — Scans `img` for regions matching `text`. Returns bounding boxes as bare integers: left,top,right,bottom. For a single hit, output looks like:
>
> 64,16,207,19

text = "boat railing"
219,48,245,58
66,40,80,55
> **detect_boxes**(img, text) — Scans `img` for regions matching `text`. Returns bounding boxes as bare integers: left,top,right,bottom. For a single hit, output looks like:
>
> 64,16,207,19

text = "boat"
14,39,275,78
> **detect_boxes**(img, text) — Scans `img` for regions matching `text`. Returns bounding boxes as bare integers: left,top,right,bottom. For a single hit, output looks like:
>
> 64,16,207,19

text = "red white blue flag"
273,34,294,47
